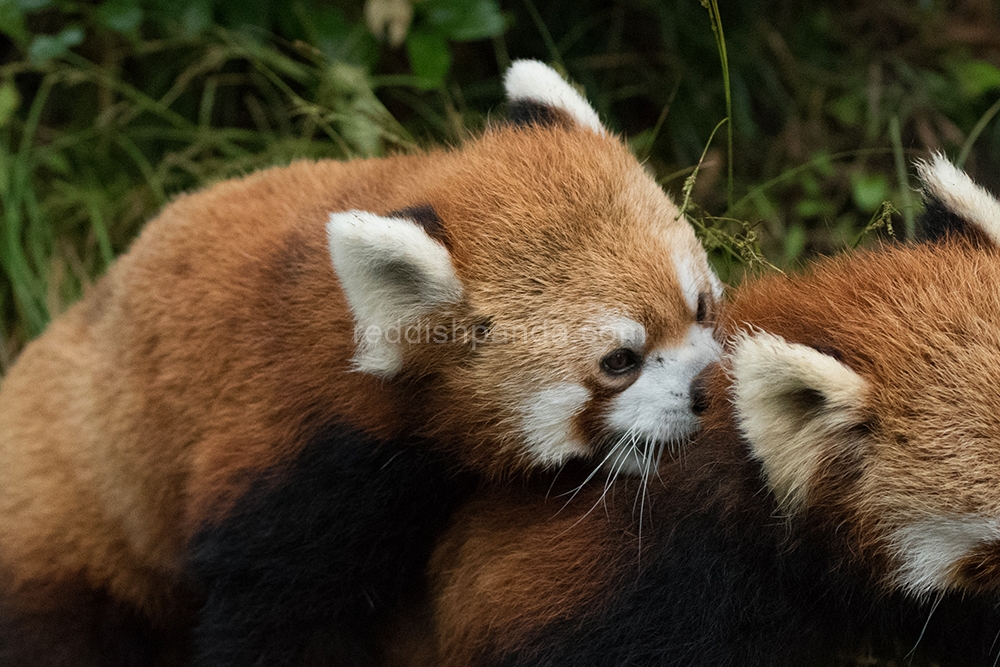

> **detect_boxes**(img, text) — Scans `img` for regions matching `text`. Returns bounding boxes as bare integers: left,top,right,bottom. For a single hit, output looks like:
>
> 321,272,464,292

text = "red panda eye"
601,348,642,375
696,292,711,324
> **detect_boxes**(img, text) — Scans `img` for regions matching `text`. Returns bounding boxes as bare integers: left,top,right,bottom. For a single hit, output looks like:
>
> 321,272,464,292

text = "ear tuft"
327,210,463,378
916,153,1000,247
503,60,605,135
731,331,868,513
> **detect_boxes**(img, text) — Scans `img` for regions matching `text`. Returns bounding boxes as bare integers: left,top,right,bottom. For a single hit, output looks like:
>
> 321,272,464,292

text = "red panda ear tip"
915,155,1000,248
502,60,605,134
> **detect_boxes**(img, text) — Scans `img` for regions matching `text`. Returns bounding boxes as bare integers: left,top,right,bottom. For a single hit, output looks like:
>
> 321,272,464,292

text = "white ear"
327,210,463,377
503,60,605,135
916,153,1000,246
731,331,868,513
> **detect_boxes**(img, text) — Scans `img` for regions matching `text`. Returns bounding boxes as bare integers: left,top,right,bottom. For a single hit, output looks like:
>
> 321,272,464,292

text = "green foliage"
3,0,1000,384
0,0,424,362
405,0,506,88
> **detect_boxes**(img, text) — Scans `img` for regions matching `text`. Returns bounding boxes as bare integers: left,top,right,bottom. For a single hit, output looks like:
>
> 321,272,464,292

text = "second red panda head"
736,155,1000,599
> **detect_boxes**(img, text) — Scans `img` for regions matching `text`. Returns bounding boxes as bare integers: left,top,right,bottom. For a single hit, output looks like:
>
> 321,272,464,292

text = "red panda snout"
510,307,721,477
596,323,722,475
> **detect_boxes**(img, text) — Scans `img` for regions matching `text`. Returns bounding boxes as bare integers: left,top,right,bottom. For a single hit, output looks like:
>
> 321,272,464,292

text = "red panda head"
730,155,1000,599
327,61,721,478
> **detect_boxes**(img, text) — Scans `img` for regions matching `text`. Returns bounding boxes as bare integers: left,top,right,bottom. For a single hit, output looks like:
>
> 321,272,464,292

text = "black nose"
690,369,712,416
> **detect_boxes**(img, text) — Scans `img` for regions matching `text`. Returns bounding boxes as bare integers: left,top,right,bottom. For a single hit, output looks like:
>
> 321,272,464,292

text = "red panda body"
383,157,1000,667
0,62,721,665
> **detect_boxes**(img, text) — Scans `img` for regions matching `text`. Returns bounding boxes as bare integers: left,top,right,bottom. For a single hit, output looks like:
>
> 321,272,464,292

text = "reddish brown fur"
729,238,1000,577
0,116,707,636
425,483,627,666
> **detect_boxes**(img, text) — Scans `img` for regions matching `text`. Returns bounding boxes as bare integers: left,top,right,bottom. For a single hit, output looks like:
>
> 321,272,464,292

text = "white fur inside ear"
917,153,1000,246
327,210,462,377
732,331,868,513
504,59,605,135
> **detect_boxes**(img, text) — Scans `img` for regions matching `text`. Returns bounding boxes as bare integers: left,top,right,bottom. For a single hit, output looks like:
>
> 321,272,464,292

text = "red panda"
0,61,721,665
742,154,1000,602
379,157,1000,667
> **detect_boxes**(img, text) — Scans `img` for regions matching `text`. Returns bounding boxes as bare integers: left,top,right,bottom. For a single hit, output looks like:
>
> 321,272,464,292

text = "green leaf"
951,59,1000,99
38,147,70,175
795,198,836,218
179,0,212,38
406,29,450,89
0,0,29,44
628,128,656,156
799,172,821,197
297,5,379,69
827,92,863,128
27,26,84,64
449,0,505,40
850,171,890,213
811,151,835,178
96,0,144,34
0,81,20,127
421,0,505,41
784,222,806,262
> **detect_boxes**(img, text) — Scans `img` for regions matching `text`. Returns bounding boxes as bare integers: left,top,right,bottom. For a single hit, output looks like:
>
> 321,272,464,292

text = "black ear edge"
505,99,574,130
386,204,449,248
916,196,993,248
913,154,1000,248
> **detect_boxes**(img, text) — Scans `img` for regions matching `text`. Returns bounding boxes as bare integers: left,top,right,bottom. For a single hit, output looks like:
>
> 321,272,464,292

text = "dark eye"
696,292,711,324
601,348,642,375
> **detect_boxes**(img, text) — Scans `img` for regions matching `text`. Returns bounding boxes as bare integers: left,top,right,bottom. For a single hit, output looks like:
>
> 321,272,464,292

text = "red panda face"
328,61,721,478
730,155,1000,599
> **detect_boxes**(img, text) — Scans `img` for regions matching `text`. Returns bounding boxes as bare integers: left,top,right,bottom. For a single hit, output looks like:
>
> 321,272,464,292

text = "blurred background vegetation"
2,0,1000,375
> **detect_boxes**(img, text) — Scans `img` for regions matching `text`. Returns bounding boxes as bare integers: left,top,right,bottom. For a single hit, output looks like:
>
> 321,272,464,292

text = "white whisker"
906,592,944,662
552,435,628,515
545,460,569,500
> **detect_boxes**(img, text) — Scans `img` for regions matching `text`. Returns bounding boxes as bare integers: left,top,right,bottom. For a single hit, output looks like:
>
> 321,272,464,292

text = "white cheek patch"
520,383,591,468
604,325,722,475
917,153,1000,246
890,515,1000,598
503,60,605,135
